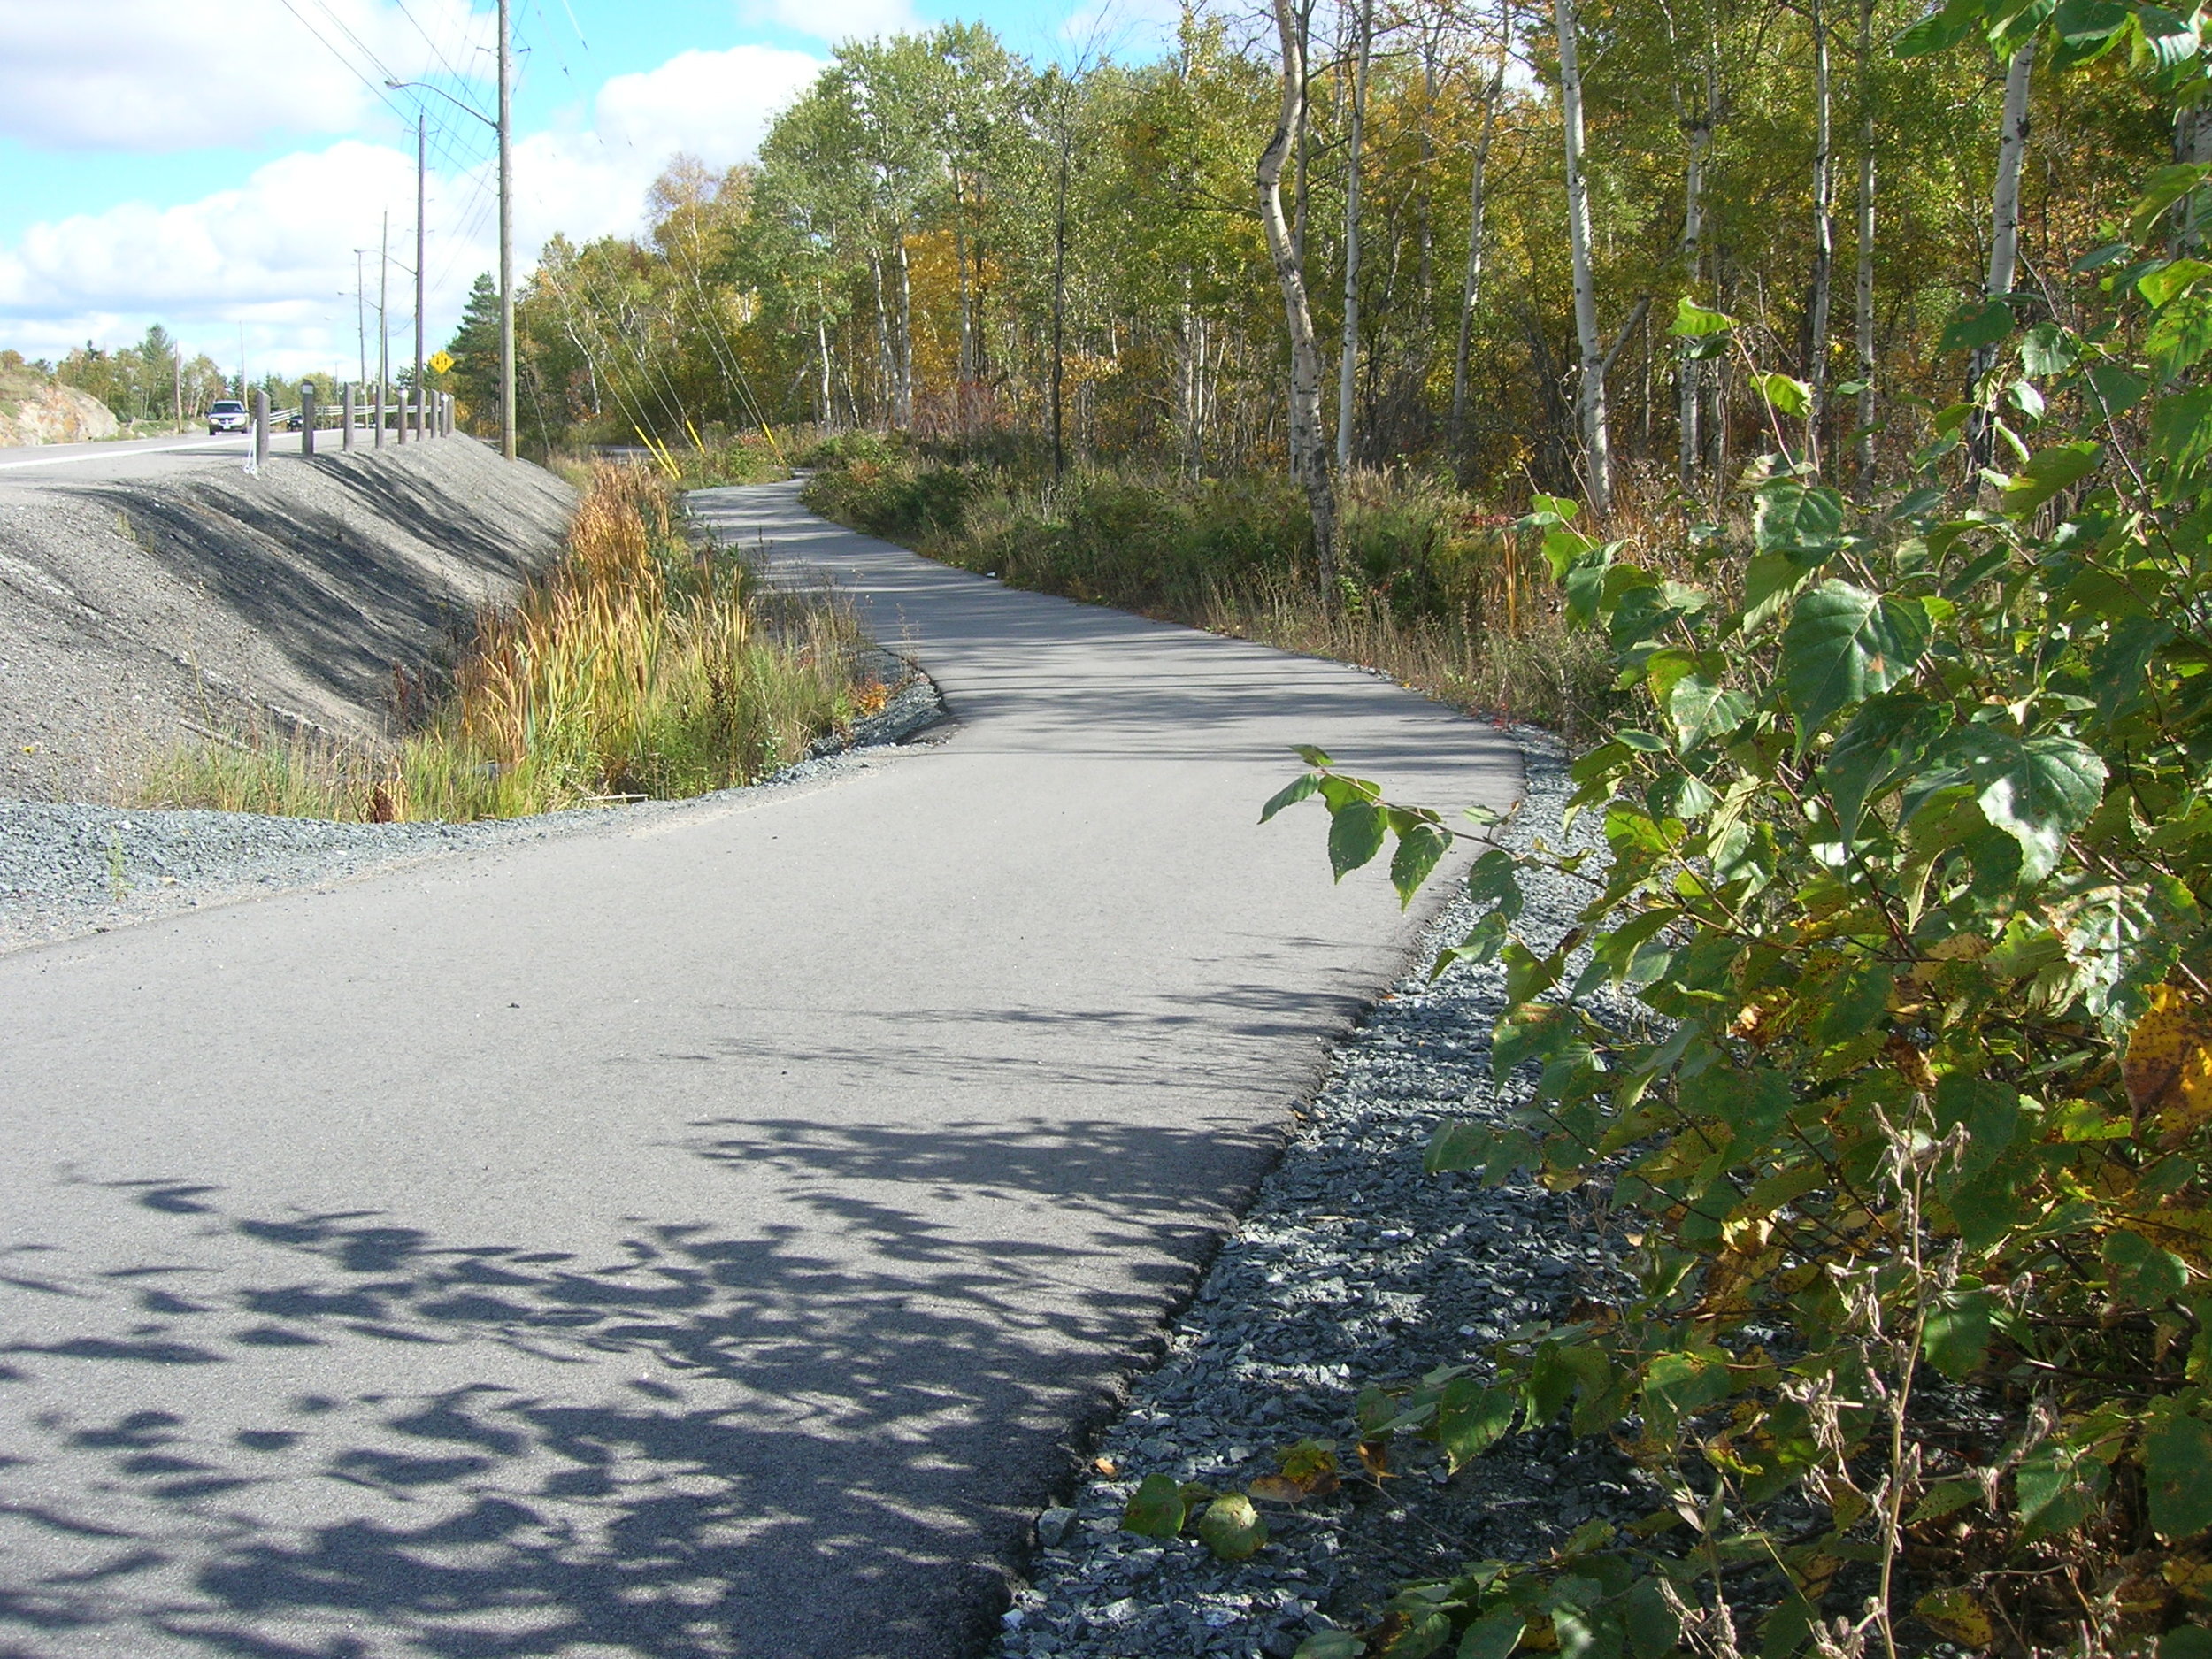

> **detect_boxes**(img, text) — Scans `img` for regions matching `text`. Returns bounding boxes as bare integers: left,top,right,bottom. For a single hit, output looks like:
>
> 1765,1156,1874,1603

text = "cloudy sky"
0,0,1179,382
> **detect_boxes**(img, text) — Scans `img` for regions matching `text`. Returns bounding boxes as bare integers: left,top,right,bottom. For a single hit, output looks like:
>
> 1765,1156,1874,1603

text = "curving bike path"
0,480,1521,1658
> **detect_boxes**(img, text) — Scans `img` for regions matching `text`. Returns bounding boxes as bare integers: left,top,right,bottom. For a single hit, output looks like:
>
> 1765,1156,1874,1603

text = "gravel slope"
0,654,944,954
994,730,1650,1659
0,437,574,803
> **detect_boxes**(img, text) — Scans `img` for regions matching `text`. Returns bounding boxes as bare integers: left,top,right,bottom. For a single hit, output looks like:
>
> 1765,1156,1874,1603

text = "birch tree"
1336,0,1374,473
1555,0,1614,513
1259,0,1337,583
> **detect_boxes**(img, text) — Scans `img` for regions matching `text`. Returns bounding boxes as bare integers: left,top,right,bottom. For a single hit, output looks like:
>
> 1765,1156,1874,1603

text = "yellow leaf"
2124,985,2212,1148
1915,1587,1996,1649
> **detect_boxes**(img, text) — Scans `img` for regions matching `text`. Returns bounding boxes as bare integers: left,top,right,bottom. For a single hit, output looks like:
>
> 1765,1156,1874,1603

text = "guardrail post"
342,384,355,450
374,382,386,449
252,390,269,471
300,385,316,457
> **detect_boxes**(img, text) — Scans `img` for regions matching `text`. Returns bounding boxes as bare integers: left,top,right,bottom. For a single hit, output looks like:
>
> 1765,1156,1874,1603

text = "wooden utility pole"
415,109,427,443
498,0,515,460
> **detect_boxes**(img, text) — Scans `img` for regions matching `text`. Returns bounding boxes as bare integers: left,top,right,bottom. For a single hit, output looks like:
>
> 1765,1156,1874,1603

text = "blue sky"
0,0,1178,377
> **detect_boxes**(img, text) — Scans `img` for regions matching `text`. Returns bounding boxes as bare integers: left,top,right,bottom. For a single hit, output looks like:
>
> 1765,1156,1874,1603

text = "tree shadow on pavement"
0,1112,1273,1659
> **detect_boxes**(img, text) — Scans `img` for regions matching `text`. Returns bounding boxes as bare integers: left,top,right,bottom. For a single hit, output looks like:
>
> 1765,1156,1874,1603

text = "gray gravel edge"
990,726,1652,1659
0,649,949,955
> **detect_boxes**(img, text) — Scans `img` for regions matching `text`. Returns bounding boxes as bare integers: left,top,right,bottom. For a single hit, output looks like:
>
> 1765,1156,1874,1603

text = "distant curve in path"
0,480,1520,1659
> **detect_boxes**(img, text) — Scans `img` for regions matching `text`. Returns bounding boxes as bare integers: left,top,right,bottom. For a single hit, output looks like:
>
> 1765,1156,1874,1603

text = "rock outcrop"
0,380,121,447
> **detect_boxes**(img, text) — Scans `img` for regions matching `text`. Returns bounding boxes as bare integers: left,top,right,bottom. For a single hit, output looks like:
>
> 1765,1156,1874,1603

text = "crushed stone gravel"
991,726,1653,1659
0,649,945,955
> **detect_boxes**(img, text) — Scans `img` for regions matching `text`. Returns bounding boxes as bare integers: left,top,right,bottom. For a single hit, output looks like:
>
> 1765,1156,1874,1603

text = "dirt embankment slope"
0,439,576,802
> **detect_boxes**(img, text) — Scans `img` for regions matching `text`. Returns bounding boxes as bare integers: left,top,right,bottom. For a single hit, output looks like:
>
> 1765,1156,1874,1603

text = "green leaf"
1391,822,1451,908
1939,298,2015,354
2016,1442,2109,1539
1123,1472,1191,1538
1459,1612,1526,1659
1924,1287,1994,1380
1754,481,1846,559
2052,0,2129,47
2138,4,2203,68
2103,1229,2188,1307
1494,1003,1576,1074
2088,363,2149,417
1668,675,1751,748
1466,849,1525,916
1755,372,1813,418
1822,693,1942,843
1329,798,1388,881
2153,386,2212,480
1195,1493,1268,1560
1296,1633,1366,1659
1779,580,1932,741
2139,257,2212,309
1893,0,1978,55
2020,321,2078,376
2161,1630,2212,1659
1671,296,1735,336
1261,772,1320,823
1426,1119,1495,1173
2150,292,2212,380
1940,729,2108,882
2145,1412,2212,1540
1436,1377,1518,1471
2001,442,2101,518
2130,164,2212,243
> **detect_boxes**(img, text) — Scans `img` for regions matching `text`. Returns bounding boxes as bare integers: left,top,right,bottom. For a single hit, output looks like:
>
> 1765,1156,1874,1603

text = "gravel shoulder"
994,728,1649,1659
0,650,947,955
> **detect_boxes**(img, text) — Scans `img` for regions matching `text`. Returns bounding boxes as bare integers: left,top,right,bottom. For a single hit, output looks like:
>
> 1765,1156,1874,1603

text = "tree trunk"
896,233,915,430
1051,116,1072,481
1335,0,1373,474
1259,0,1337,586
1449,59,1504,455
1855,0,1878,496
1970,43,2033,458
1673,16,1717,488
871,251,894,426
1806,0,1835,465
1557,0,1613,514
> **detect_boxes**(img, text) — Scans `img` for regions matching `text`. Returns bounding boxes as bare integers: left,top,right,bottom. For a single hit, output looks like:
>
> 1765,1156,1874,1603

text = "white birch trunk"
896,234,915,429
1855,0,1878,495
1678,73,1712,487
1335,0,1373,474
1970,44,2033,414
1259,0,1337,583
1557,0,1613,514
1451,55,1505,453
1807,0,1834,463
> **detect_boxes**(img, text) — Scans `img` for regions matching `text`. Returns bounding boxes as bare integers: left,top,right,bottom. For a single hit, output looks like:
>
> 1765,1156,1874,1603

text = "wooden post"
375,380,386,449
300,384,316,457
342,384,355,450
252,390,269,471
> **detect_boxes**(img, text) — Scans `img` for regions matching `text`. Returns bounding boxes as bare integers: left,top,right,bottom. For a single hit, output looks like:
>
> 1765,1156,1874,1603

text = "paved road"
0,427,429,487
0,480,1520,1659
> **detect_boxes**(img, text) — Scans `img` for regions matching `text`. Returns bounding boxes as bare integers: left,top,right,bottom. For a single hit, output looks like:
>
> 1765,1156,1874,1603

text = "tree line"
457,1,2161,521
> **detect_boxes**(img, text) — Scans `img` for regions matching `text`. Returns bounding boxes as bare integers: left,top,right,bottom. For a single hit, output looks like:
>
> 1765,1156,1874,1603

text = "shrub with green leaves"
1272,4,2212,1651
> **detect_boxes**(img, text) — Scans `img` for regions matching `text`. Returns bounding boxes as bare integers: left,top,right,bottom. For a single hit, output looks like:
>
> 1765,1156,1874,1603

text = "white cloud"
0,41,826,379
0,0,493,152
736,0,924,43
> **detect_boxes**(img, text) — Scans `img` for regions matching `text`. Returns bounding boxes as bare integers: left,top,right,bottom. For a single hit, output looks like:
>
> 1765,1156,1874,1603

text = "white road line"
0,438,246,472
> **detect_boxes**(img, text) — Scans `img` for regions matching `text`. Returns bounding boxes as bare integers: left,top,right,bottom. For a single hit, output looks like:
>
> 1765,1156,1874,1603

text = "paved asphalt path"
0,426,410,487
0,480,1521,1659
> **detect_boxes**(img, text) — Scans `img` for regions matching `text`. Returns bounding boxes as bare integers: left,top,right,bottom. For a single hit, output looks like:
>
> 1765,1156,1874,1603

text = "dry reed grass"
136,465,879,822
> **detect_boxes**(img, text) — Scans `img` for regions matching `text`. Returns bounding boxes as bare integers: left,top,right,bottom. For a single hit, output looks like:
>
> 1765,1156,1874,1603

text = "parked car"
207,399,249,435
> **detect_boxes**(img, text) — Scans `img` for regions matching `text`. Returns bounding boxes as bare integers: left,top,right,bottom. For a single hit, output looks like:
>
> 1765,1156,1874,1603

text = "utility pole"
498,0,515,460
354,249,369,388
378,211,390,449
415,108,427,443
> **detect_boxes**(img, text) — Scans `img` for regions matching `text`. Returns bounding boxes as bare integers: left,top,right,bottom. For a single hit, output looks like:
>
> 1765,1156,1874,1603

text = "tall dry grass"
138,465,883,822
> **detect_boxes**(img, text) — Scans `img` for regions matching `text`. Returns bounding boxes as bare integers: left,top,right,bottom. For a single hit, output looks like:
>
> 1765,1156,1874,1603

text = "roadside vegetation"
136,465,887,822
380,0,2210,1649
802,434,1615,735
